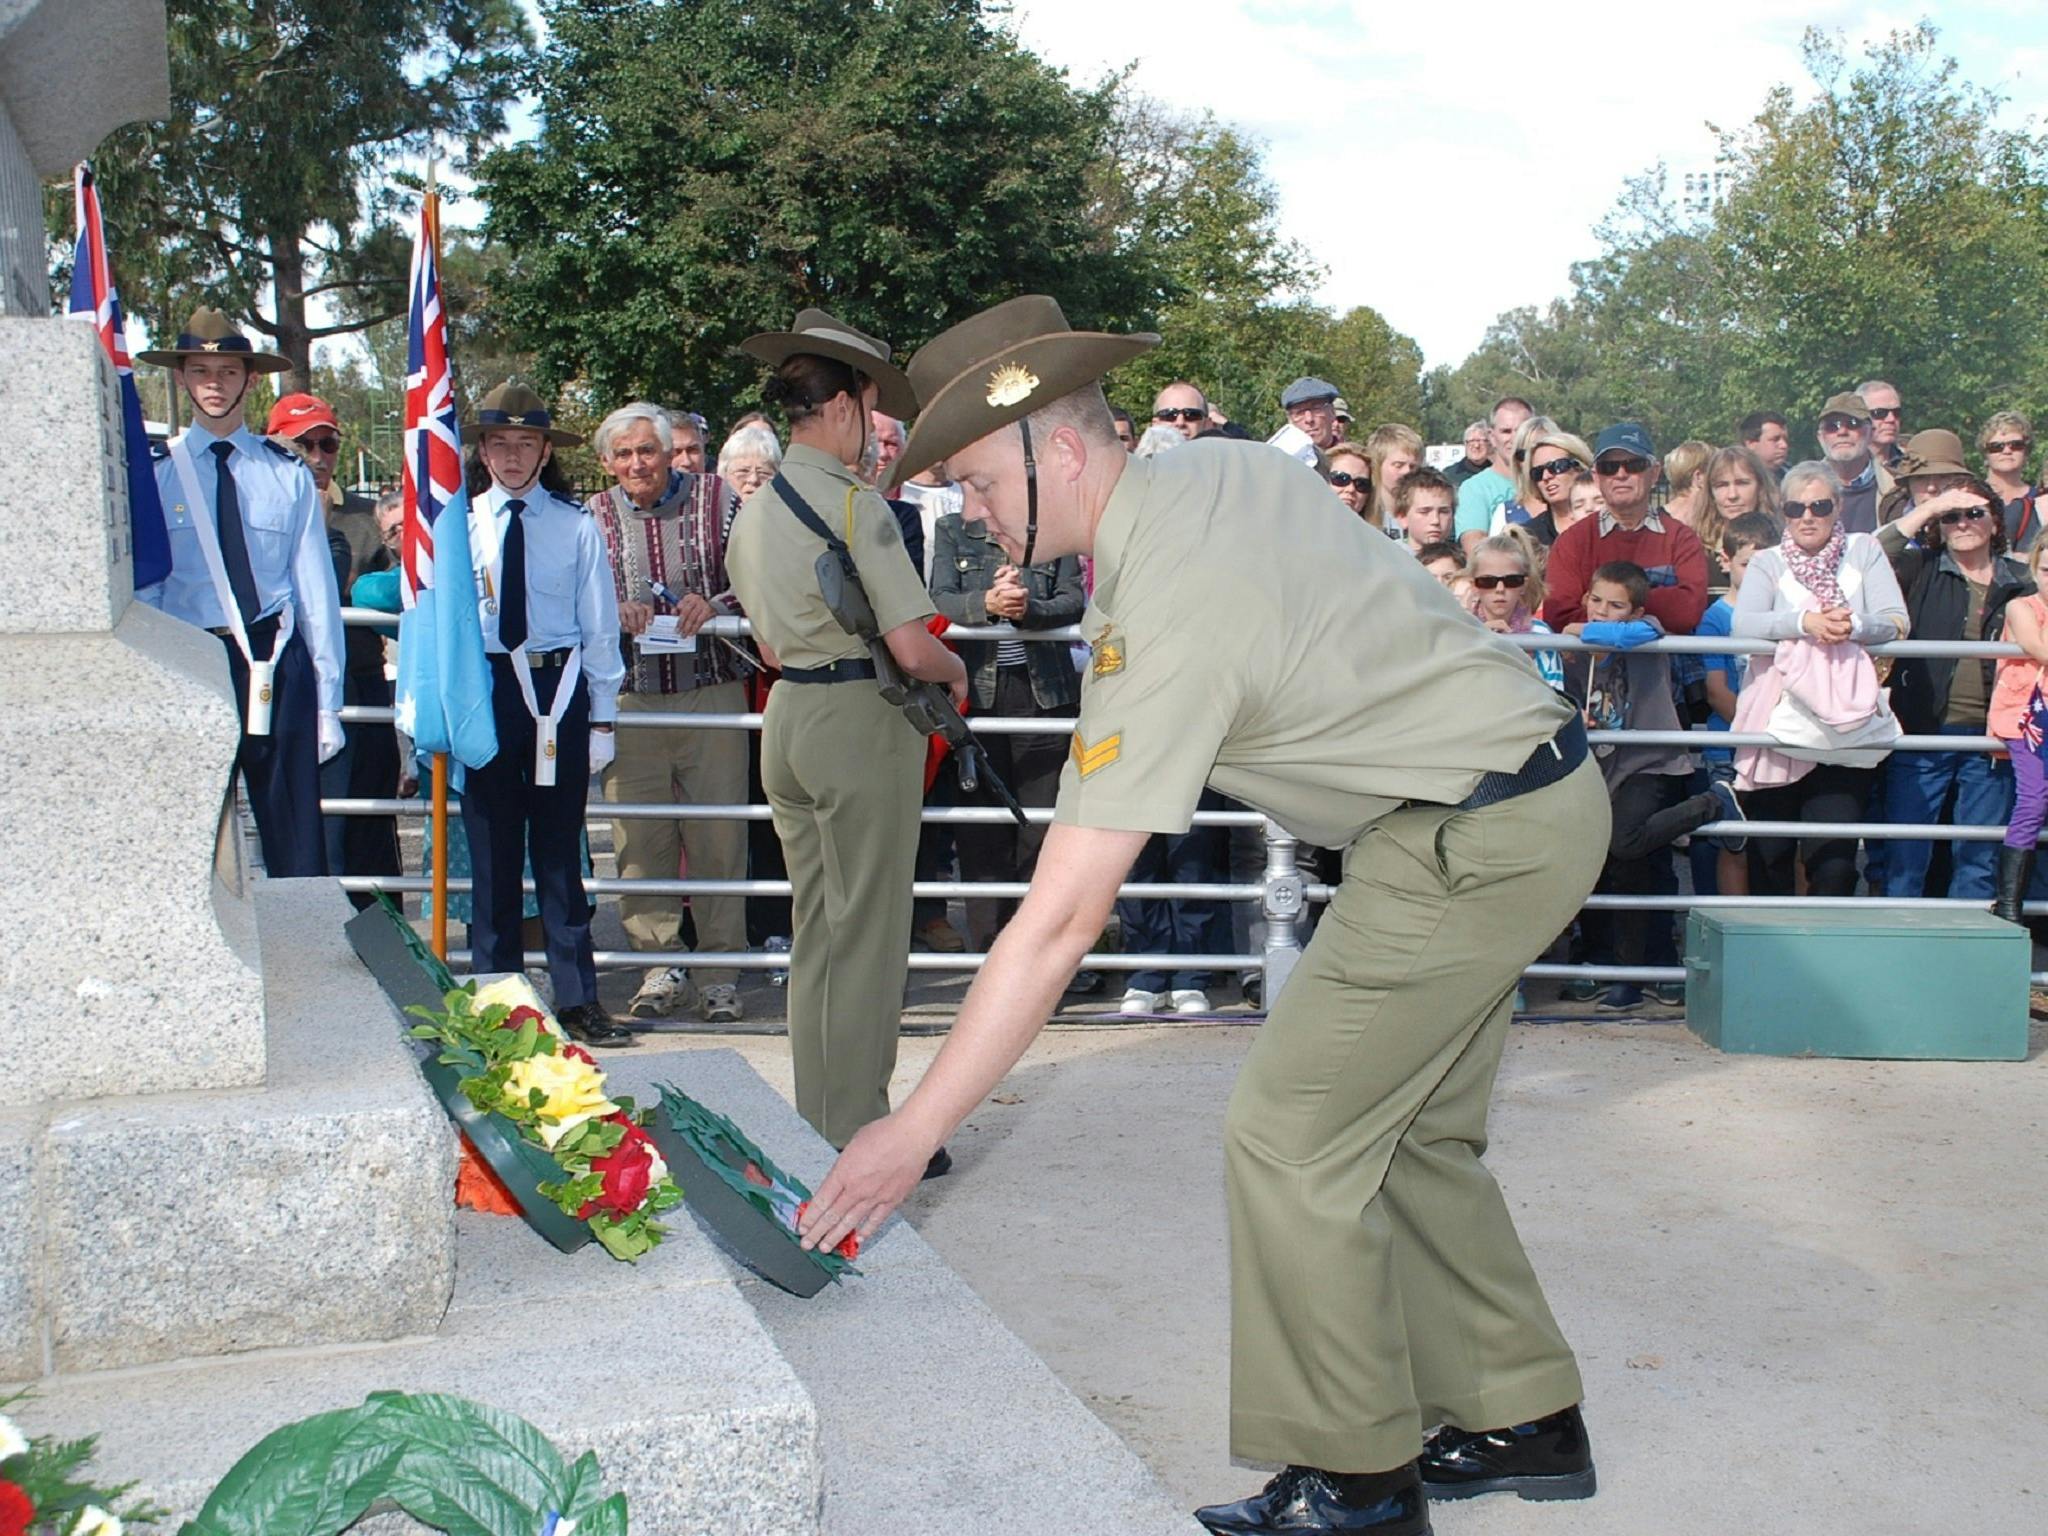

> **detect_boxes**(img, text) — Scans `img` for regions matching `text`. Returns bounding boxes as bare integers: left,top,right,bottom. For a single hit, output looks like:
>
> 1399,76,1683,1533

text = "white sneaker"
701,983,743,1024
628,967,692,1019
1169,989,1211,1014
1118,988,1161,1016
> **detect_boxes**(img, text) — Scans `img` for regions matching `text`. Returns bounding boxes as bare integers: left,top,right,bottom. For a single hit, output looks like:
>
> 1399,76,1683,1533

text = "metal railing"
327,610,2048,995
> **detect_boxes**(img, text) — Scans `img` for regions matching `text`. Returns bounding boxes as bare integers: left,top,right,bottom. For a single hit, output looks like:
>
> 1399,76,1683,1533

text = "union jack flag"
393,194,496,768
401,197,463,607
69,163,171,591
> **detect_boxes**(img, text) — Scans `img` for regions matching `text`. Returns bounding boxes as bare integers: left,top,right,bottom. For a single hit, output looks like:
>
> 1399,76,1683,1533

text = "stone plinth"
23,880,458,1374
0,320,265,1102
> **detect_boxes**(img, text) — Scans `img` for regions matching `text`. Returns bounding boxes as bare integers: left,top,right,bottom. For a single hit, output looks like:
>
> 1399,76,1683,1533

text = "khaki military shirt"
727,442,935,670
1055,442,1574,849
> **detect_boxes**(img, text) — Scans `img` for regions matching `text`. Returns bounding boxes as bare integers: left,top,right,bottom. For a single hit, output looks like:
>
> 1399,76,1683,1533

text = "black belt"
491,648,576,669
210,612,283,644
779,659,876,684
1456,716,1588,812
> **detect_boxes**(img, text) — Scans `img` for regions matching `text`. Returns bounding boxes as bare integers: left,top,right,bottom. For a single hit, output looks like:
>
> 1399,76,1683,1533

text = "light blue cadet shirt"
469,483,625,722
141,423,345,714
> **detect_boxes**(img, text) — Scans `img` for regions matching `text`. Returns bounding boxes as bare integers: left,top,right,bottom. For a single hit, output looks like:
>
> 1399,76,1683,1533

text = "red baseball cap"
267,393,339,437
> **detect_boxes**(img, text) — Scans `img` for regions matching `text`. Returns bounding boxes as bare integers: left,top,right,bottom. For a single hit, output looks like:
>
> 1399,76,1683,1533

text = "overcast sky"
1003,0,2039,365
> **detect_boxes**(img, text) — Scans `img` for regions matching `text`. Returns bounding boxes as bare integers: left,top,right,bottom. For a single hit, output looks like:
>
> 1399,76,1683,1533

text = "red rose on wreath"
578,1113,658,1219
502,1004,548,1031
559,1042,597,1067
0,1480,34,1536
795,1200,860,1261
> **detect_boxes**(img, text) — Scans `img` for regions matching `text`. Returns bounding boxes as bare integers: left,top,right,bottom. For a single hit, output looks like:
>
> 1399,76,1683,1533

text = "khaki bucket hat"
137,307,291,373
740,308,917,420
463,381,586,447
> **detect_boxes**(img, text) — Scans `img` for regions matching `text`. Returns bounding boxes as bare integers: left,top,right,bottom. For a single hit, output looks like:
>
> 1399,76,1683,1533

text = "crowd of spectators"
302,369,2048,1017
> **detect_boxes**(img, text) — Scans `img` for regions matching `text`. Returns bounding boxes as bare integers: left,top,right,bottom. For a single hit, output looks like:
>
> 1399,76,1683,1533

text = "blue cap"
1593,421,1656,462
1281,376,1340,409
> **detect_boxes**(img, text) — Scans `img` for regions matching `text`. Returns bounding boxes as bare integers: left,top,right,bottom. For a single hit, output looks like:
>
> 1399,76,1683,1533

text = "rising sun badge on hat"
893,296,1159,487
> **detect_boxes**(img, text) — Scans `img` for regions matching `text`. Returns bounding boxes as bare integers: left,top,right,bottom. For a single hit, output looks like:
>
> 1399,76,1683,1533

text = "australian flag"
69,164,171,592
393,194,496,770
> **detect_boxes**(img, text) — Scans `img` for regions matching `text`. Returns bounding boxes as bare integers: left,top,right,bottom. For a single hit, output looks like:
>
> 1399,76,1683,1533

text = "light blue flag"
395,481,497,771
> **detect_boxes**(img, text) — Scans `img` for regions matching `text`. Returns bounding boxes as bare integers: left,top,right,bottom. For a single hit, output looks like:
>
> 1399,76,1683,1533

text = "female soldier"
725,312,966,1166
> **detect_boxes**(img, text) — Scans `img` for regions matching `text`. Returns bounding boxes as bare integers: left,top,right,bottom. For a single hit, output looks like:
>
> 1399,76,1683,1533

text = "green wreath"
179,1394,625,1536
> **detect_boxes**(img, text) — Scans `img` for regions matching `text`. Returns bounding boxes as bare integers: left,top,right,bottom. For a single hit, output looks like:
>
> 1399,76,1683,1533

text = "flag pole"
425,158,451,961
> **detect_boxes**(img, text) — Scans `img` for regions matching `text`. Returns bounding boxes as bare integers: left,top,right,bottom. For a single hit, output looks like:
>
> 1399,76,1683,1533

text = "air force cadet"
462,383,632,1048
139,308,345,877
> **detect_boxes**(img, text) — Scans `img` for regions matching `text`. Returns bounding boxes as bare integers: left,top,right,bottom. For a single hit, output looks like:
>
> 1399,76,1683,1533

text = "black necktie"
210,440,260,625
497,498,528,650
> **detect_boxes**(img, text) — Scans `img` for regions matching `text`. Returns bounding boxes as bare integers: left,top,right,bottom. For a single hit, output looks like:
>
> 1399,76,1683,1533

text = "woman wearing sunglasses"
1730,460,1908,898
1324,442,1374,523
1978,411,2038,554
1520,428,1597,548
1876,430,2036,901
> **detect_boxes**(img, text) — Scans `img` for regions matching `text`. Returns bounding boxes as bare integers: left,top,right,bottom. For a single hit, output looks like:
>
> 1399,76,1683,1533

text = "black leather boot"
1993,846,2033,924
1195,1464,1431,1534
1418,1403,1596,1502
556,1001,637,1047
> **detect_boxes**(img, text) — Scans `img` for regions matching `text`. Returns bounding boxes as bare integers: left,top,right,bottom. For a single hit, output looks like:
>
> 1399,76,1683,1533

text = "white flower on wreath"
471,975,561,1036
0,1410,24,1459
73,1507,124,1536
540,1515,578,1536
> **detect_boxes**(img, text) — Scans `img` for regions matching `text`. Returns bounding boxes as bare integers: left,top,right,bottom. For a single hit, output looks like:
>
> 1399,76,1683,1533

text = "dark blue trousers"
462,657,598,1007
221,620,325,877
1119,790,1229,994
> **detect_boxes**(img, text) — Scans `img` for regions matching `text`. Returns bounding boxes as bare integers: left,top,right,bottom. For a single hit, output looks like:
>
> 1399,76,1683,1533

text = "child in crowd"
1693,513,1777,896
1988,535,2048,921
1414,539,1469,600
1467,529,1565,691
1560,561,1743,1012
1567,472,1606,530
1396,469,1458,548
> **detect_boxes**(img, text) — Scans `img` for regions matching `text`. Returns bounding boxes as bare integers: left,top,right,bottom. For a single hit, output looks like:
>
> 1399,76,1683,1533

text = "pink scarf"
1780,523,1848,608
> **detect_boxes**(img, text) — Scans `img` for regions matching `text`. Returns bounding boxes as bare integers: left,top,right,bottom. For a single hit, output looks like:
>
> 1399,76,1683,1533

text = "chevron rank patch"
1071,731,1122,779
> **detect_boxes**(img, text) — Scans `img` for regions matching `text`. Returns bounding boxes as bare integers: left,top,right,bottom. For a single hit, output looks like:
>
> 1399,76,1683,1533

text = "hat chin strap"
186,369,254,430
1018,417,1039,569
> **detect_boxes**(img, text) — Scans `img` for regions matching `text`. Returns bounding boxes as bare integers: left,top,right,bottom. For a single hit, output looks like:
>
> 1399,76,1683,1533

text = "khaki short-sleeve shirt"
1055,442,1574,848
726,442,936,670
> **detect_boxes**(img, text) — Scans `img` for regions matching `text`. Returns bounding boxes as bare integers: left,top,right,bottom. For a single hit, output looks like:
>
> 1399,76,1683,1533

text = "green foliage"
0,1390,161,1534
1431,24,2048,455
481,0,1150,424
179,1392,626,1536
49,0,531,387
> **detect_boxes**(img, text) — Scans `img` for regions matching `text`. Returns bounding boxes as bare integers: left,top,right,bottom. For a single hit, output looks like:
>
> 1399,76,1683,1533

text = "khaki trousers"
1224,757,1609,1473
761,680,925,1147
603,684,750,987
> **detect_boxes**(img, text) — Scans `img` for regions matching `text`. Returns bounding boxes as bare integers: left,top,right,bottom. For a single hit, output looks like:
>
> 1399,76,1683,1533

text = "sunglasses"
1939,506,1991,525
1471,573,1529,591
1820,416,1866,434
1784,498,1837,519
295,433,342,454
1328,471,1367,488
1530,457,1582,480
1987,439,2031,454
1154,407,1205,423
1868,406,1901,419
1595,456,1651,476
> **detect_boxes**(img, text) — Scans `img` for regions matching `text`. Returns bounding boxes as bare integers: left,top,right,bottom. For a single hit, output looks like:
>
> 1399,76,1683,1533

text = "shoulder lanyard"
167,435,295,735
488,490,582,784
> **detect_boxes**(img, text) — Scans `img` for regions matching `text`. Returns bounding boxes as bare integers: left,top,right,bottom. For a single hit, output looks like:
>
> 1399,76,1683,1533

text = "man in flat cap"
1281,375,1344,454
802,297,1608,1534
140,308,345,877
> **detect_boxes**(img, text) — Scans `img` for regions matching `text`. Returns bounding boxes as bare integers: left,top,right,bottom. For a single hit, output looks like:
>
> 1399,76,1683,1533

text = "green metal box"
1683,907,2029,1060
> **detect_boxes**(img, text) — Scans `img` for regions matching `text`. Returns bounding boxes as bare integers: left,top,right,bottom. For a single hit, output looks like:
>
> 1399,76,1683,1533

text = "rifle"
773,473,1028,827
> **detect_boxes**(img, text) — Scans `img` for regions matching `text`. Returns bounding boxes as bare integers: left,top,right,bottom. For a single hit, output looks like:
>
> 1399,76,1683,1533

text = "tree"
1434,25,2048,454
50,0,531,390
479,0,1153,426
1097,101,1420,431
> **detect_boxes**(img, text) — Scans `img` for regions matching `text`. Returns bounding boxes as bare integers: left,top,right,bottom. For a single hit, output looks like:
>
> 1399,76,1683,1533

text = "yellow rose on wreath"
470,975,561,1035
75,1509,125,1536
503,1050,619,1148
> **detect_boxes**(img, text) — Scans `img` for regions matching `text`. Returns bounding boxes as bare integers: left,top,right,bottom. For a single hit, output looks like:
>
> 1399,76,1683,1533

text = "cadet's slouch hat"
463,381,585,447
741,308,917,421
138,307,291,374
892,295,1158,486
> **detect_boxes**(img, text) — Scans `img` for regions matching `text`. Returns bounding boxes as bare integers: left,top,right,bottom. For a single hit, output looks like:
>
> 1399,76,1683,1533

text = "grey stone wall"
0,101,44,315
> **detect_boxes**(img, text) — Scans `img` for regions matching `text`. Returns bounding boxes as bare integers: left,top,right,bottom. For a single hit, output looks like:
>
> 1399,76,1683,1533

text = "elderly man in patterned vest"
588,402,752,1023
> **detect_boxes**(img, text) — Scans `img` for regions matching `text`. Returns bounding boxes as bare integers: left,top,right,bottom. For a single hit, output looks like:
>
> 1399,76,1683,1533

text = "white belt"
508,645,582,786
168,437,295,735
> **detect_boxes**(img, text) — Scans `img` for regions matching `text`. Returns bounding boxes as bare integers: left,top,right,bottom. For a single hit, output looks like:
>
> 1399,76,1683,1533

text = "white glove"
317,711,346,764
589,727,616,773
